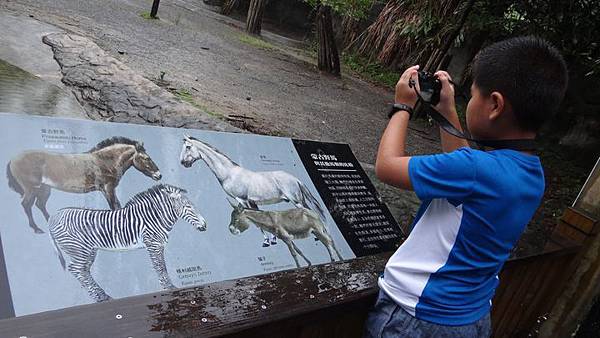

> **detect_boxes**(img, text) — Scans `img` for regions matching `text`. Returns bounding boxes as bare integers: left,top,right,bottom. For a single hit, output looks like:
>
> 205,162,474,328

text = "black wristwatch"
388,103,414,119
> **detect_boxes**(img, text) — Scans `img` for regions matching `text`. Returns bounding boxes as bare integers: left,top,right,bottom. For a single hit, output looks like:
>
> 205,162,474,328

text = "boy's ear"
488,91,506,121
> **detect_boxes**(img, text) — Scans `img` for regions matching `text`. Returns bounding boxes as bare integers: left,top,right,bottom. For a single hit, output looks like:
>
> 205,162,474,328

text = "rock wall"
42,33,239,132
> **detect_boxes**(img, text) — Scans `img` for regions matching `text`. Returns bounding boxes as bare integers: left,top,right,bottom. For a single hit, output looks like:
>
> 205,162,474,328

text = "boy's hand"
395,65,420,107
434,70,469,151
434,70,457,118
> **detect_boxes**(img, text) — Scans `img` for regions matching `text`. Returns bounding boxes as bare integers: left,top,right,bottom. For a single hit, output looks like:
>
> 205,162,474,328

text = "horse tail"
298,182,326,222
48,216,66,270
6,162,24,196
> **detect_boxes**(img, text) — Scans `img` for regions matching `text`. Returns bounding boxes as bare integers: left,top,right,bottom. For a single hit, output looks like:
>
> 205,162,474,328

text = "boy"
364,36,568,337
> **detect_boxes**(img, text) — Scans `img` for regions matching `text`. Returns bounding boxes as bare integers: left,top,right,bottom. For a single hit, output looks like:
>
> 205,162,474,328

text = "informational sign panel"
0,112,403,319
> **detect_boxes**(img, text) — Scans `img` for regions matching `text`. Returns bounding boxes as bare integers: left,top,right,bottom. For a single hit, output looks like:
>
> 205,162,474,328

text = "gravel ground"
0,0,439,165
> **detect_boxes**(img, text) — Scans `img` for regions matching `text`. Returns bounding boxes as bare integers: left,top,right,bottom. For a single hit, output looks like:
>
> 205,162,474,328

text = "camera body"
418,71,442,105
412,71,442,119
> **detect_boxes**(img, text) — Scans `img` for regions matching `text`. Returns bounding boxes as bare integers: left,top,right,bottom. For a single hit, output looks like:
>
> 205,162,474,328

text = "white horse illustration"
179,135,326,247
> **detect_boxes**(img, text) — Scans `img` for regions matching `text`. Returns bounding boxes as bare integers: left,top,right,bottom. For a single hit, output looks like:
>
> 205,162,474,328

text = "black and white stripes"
48,184,207,302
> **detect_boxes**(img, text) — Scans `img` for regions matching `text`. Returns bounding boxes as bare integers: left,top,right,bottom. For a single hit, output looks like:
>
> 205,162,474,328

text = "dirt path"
0,0,439,164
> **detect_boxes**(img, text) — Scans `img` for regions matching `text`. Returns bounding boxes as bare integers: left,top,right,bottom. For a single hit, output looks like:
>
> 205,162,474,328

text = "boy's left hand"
434,70,457,118
395,65,420,107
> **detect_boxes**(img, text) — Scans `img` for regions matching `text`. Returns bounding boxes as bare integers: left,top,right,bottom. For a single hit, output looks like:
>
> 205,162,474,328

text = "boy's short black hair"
471,36,568,132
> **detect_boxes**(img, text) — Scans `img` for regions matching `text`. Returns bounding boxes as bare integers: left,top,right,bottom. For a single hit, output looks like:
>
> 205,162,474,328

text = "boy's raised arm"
375,66,419,191
376,67,471,191
376,112,413,190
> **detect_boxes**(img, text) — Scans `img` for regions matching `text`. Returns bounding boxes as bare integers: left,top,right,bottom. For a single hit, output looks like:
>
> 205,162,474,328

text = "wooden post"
150,0,160,18
316,5,340,76
539,171,600,337
246,0,266,35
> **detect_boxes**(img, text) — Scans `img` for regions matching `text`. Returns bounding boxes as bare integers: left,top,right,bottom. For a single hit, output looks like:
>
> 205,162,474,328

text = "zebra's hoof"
270,240,277,245
262,242,270,247
96,296,112,302
33,228,45,234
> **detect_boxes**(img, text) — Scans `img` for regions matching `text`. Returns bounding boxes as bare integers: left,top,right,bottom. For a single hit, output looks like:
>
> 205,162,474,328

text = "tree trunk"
316,5,340,76
246,0,266,35
221,0,238,16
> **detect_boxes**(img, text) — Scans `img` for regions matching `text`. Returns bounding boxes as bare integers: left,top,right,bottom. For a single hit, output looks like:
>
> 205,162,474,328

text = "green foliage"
397,8,440,39
342,52,400,88
512,0,600,77
356,0,474,69
392,0,468,42
466,1,519,39
305,0,373,19
467,0,600,77
501,3,525,33
140,11,158,20
174,88,194,102
238,34,276,51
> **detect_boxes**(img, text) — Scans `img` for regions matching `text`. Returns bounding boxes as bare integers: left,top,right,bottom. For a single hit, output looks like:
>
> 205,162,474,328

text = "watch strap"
388,103,414,119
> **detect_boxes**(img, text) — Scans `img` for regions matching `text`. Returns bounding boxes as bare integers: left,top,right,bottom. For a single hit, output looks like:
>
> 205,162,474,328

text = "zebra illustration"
48,184,207,302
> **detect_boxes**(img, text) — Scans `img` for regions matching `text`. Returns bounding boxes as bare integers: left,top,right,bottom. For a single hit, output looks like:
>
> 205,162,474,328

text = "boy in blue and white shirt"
364,37,568,337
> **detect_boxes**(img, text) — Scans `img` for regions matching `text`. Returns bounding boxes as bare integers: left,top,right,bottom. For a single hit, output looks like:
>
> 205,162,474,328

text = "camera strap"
411,86,537,151
422,103,537,151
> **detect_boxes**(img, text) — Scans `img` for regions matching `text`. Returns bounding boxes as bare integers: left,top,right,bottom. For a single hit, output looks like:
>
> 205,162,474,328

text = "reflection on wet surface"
0,59,84,117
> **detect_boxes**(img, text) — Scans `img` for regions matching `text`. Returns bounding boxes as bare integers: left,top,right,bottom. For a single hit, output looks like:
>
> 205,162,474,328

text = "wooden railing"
491,241,579,336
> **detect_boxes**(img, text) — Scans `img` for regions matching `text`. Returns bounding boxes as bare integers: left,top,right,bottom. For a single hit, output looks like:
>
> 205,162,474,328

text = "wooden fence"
491,240,579,336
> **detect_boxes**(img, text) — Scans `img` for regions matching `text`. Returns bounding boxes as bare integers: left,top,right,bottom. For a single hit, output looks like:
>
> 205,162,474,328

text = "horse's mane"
124,184,187,207
87,136,146,153
187,136,239,166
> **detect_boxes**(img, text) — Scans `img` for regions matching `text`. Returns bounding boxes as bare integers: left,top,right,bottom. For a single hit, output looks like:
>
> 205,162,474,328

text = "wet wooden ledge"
0,253,391,338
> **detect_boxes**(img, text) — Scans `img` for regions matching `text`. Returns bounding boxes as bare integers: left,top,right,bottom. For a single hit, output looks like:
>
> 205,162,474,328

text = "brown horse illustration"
6,137,162,234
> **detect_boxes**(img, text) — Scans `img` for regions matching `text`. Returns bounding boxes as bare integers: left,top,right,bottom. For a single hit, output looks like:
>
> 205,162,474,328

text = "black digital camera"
411,71,442,119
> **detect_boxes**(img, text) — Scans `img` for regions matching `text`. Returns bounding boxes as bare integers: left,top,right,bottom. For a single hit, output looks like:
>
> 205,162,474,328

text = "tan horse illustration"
6,137,162,233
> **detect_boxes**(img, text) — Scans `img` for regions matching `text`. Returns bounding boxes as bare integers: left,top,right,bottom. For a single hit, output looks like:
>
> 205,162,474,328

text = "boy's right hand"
395,65,420,107
434,71,457,118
